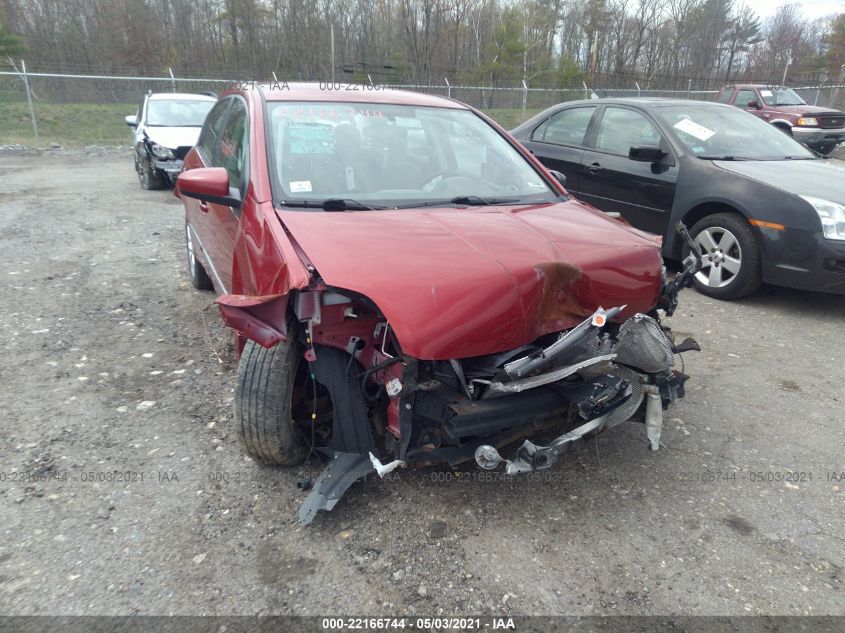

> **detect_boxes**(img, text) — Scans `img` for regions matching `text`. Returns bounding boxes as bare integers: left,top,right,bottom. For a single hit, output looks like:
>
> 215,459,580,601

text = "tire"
773,124,792,137
138,154,165,190
235,337,309,465
686,212,762,300
814,142,837,155
185,220,213,290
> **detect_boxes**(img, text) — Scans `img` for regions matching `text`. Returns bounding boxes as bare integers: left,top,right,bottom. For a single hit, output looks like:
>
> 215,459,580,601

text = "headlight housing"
150,143,175,160
796,117,819,127
801,196,845,241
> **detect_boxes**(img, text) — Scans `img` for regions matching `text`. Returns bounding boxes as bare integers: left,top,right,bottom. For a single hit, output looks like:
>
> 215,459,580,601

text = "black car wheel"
185,220,213,290
814,142,837,155
139,155,165,190
235,337,310,465
687,213,762,300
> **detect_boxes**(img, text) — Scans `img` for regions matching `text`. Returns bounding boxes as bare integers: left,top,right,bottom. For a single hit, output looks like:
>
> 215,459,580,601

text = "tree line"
1,0,844,88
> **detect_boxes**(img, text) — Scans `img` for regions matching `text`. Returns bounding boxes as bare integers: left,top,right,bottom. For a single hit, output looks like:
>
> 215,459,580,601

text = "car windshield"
266,101,557,209
147,99,215,127
760,88,806,106
657,104,815,160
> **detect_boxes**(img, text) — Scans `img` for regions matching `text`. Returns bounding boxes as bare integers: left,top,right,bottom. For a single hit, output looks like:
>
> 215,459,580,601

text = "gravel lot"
1,150,844,617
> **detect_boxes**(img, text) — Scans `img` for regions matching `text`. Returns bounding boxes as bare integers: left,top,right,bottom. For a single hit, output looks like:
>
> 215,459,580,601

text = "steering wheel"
420,170,505,194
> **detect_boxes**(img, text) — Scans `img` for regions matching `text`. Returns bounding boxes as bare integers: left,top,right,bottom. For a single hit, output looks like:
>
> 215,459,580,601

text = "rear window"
716,89,733,104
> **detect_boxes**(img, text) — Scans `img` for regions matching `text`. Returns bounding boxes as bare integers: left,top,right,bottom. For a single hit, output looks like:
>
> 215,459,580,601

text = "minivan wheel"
687,213,761,300
235,337,309,465
185,221,213,290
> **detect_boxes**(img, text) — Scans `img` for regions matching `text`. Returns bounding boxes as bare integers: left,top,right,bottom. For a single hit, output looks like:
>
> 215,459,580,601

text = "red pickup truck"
715,84,845,155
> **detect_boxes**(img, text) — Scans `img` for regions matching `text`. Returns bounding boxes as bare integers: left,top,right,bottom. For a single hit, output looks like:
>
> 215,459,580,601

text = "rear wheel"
185,220,213,290
686,213,762,300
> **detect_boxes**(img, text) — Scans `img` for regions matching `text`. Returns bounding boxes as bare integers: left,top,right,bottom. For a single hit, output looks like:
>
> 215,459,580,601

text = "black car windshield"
147,99,215,127
760,87,806,106
265,101,557,209
657,104,815,160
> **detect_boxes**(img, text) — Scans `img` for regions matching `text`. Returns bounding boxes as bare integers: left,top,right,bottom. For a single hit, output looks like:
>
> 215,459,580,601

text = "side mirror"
747,99,761,109
177,167,242,207
628,145,666,162
548,169,567,187
125,115,138,127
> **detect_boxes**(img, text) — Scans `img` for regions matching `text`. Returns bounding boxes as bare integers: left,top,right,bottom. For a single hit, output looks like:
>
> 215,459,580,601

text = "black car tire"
185,220,213,290
235,337,309,466
686,213,762,300
814,142,837,155
139,155,165,190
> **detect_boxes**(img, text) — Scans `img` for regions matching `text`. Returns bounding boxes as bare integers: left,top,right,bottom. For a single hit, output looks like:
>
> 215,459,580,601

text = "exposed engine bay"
217,224,704,524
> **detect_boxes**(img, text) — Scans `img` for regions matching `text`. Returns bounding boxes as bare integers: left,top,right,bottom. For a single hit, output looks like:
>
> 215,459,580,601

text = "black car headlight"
150,143,175,160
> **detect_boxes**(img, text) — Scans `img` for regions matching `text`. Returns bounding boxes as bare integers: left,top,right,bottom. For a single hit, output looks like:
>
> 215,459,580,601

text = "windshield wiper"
697,155,751,161
394,195,522,209
782,155,814,160
279,198,385,211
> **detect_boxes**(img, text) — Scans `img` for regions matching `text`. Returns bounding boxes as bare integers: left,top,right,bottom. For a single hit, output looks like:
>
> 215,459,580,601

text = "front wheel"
185,220,213,290
814,142,837,155
138,155,164,190
235,338,309,465
686,213,762,300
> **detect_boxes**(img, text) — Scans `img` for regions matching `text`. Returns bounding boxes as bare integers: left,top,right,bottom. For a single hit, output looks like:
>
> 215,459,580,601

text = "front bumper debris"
153,158,183,174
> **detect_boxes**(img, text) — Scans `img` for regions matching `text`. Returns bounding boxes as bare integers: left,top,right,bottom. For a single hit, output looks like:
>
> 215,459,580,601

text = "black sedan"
511,98,845,299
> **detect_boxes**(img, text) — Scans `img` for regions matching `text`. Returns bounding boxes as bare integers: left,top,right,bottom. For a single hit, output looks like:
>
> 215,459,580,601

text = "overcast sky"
742,0,845,20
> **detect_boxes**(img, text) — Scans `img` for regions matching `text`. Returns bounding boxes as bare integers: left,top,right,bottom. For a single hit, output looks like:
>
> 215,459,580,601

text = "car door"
202,96,249,294
517,105,597,196
576,105,678,235
185,97,232,292
733,88,764,120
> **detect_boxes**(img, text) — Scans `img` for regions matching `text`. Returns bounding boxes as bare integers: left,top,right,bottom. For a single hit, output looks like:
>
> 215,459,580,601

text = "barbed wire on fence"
1,68,844,148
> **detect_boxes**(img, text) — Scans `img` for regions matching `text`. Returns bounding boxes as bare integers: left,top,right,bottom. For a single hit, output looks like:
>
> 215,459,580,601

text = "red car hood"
766,104,842,116
277,201,663,360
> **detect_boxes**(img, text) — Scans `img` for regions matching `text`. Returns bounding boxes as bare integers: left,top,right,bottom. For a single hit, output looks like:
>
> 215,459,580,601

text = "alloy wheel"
694,226,742,288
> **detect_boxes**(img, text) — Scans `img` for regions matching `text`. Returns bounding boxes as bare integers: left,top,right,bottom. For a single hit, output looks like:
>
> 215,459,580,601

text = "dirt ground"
1,150,844,617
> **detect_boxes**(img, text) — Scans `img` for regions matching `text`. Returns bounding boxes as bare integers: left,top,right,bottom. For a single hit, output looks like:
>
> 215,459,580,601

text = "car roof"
148,92,217,101
227,82,468,110
552,97,731,108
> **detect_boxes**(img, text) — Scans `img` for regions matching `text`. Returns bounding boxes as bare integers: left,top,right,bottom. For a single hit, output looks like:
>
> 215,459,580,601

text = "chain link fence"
2,68,845,148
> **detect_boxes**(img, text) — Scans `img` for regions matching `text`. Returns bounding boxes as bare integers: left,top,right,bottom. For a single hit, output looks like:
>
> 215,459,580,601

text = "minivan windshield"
147,99,215,127
266,102,557,209
657,104,815,160
760,88,806,106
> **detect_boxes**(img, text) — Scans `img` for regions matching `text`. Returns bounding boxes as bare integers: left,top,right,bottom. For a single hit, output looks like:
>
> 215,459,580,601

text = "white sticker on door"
673,118,716,141
289,180,312,193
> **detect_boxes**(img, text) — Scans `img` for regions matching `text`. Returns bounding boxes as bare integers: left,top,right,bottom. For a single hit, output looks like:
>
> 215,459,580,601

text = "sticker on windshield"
289,180,312,193
287,122,335,155
673,118,715,141
760,90,773,97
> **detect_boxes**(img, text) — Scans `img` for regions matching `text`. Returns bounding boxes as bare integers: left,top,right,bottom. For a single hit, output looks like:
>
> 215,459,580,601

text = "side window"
199,99,230,162
716,89,733,104
137,97,146,123
536,107,595,146
733,90,757,107
594,107,662,155
215,98,248,188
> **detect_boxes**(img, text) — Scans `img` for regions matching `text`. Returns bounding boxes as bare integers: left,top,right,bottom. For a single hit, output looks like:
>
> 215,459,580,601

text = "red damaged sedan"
176,83,701,523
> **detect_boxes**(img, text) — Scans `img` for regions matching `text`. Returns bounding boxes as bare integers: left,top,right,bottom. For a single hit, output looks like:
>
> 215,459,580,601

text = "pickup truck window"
716,89,733,104
733,89,757,107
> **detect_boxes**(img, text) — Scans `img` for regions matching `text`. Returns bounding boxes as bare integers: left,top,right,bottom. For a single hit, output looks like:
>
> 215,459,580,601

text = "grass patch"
481,108,542,130
0,101,134,147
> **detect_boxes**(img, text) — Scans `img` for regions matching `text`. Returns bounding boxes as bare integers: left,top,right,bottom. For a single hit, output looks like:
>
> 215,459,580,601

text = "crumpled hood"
714,159,845,201
144,126,202,150
277,201,663,360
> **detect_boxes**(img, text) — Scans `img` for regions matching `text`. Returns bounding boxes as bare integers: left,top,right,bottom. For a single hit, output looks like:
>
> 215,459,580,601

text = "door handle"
199,201,209,213
586,162,603,175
